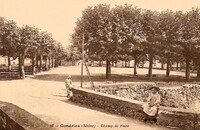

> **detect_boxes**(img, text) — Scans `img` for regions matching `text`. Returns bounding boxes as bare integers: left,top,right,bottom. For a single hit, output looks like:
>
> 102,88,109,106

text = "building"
0,56,8,66
0,56,31,66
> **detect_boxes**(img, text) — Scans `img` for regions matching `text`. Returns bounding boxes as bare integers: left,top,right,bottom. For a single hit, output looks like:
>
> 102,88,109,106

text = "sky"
0,0,200,47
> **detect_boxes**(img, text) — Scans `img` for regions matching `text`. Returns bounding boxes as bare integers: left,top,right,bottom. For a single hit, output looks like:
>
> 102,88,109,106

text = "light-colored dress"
65,78,73,97
65,78,72,88
142,92,161,116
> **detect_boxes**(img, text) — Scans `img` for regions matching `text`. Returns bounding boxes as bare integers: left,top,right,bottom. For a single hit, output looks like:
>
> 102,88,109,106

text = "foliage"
71,5,200,79
0,17,66,78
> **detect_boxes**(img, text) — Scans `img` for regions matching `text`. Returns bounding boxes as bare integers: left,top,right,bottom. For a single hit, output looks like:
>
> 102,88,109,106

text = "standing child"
65,75,73,98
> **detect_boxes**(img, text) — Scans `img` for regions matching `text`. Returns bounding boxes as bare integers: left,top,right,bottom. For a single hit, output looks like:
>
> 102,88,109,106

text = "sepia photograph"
1,0,200,130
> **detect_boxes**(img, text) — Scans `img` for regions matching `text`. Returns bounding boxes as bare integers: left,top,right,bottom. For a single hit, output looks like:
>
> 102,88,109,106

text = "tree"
193,48,200,78
26,27,40,74
72,4,114,79
53,42,65,67
140,10,161,80
41,34,56,70
36,31,54,71
111,5,143,76
159,10,181,77
66,45,81,65
71,5,200,80
15,25,40,78
1,17,65,79
0,17,6,49
0,18,18,71
175,9,200,79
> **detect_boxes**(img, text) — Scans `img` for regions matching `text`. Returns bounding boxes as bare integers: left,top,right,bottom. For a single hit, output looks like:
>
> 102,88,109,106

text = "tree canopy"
0,17,65,78
71,4,200,79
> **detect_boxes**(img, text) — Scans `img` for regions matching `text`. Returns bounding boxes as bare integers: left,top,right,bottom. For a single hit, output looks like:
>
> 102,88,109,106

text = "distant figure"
65,75,73,98
142,86,161,123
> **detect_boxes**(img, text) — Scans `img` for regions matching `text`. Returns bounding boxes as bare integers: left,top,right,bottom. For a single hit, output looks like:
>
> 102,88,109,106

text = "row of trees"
71,4,200,80
0,17,66,79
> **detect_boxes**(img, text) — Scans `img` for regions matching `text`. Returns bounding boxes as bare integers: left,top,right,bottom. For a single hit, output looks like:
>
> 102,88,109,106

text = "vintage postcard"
0,0,200,130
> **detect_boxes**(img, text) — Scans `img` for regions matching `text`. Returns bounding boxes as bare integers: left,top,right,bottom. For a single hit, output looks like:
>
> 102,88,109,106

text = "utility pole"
81,33,84,88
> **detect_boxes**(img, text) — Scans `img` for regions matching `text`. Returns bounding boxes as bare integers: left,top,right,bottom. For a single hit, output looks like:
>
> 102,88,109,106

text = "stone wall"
71,87,145,120
158,107,200,130
0,101,52,130
93,83,200,109
70,87,200,130
0,109,25,130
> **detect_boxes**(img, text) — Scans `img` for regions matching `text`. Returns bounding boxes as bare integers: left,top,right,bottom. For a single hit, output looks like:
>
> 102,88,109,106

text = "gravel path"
0,66,172,130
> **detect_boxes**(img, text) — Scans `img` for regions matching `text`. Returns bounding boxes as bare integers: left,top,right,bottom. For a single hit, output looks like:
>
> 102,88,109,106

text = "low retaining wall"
0,101,51,130
158,107,200,130
0,109,25,130
93,83,200,109
70,87,200,130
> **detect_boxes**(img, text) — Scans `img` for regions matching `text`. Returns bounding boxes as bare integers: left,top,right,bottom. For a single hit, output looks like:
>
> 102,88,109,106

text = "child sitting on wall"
65,75,73,98
142,86,161,123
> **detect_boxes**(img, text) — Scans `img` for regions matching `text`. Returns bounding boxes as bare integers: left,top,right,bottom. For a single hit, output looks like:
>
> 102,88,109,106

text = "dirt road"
0,66,171,130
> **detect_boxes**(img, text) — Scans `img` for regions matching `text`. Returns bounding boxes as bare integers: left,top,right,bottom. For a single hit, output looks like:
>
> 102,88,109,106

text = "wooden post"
81,33,84,88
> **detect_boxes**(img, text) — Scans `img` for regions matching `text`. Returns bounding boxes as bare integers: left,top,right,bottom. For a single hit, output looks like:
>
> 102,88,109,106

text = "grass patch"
32,73,200,87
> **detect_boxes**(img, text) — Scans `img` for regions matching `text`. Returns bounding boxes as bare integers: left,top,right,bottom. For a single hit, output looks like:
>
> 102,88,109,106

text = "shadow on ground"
32,73,200,87
32,74,135,82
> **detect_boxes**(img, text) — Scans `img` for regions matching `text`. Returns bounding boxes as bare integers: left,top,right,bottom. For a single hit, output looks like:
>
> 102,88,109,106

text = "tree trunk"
31,54,36,75
36,56,39,68
115,61,118,67
44,58,47,71
125,61,127,68
111,60,114,67
180,62,182,71
161,63,164,70
176,61,179,70
48,57,51,70
134,56,137,76
54,59,57,67
99,61,102,66
106,59,111,79
51,58,54,68
18,55,25,79
166,57,170,77
56,59,59,67
142,62,144,68
185,58,190,80
191,65,195,72
122,61,124,67
148,53,153,80
8,56,11,71
197,65,200,78
39,55,43,72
